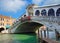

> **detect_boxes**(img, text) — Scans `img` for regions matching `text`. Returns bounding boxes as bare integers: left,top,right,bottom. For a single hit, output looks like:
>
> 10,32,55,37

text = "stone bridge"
8,16,60,33
8,4,60,33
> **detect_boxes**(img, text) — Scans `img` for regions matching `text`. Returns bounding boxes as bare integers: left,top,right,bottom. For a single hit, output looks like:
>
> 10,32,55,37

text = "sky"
0,0,60,19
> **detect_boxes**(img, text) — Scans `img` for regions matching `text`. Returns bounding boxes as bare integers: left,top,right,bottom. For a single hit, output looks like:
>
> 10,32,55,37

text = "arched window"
35,10,40,16
41,9,47,16
56,8,60,16
48,8,55,16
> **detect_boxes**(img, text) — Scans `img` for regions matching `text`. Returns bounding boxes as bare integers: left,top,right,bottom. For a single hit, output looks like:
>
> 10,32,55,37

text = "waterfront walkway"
41,38,59,43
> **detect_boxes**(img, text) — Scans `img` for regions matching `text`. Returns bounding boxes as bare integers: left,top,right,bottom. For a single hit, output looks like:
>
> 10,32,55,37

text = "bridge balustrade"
20,16,31,22
10,19,21,29
10,16,31,29
9,16,60,31
31,16,60,25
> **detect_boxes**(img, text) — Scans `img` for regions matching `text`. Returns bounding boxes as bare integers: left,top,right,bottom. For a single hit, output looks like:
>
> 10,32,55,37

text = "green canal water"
0,34,38,43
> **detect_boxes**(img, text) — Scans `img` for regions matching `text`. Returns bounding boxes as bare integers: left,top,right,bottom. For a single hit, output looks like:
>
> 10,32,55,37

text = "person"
24,15,26,17
21,17,24,22
24,15,27,20
27,16,31,20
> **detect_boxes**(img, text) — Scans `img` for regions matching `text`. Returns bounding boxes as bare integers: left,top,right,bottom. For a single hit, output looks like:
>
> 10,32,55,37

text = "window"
0,18,4,21
1,23,2,26
7,19,9,22
0,18,1,21
56,8,60,16
2,18,4,21
3,23,4,26
0,23,1,26
0,23,4,26
35,10,40,16
48,8,55,16
1,18,2,21
41,9,47,16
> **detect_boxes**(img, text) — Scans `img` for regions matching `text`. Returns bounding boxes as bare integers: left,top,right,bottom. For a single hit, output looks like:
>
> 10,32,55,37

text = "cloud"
32,0,60,6
0,0,60,12
41,0,60,6
0,0,27,12
32,0,42,5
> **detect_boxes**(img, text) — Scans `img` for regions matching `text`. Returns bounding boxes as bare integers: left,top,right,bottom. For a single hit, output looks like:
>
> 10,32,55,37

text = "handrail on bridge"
13,16,60,26
31,16,60,24
20,16,31,22
10,16,31,29
10,16,60,30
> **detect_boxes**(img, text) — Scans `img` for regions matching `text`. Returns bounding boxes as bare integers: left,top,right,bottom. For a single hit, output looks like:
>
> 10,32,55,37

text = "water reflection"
0,34,37,43
0,34,12,43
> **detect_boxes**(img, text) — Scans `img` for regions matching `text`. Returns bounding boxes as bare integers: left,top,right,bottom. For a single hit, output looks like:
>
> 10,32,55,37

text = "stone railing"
10,16,31,29
9,16,60,30
9,19,21,30
31,16,60,25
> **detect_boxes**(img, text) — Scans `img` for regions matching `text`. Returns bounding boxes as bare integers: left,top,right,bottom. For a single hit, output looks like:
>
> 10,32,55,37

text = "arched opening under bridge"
14,22,43,33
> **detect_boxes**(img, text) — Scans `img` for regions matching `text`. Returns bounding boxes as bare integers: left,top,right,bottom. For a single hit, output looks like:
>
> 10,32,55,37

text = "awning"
5,25,10,29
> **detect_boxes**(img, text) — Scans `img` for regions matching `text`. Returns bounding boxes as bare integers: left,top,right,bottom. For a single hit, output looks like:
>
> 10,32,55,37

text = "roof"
0,15,15,19
34,4,60,9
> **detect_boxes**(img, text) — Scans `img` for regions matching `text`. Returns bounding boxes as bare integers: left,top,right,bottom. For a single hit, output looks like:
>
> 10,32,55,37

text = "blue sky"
0,0,60,19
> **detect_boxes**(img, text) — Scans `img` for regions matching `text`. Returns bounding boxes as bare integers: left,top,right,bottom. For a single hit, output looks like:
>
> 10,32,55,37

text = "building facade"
0,15,15,33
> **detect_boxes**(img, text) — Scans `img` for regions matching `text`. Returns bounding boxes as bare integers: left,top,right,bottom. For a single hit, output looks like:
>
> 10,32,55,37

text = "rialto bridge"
8,4,60,33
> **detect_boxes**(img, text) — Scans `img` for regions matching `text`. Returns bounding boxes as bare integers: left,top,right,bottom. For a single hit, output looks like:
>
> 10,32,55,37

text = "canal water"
0,34,38,43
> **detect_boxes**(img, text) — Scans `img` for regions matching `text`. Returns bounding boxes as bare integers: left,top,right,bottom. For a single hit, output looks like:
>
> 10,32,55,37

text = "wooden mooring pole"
44,30,46,38
40,30,43,43
47,27,49,38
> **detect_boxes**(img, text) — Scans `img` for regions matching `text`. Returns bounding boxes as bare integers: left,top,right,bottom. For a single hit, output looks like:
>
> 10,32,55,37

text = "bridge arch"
14,21,43,33
48,8,55,16
56,8,60,16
